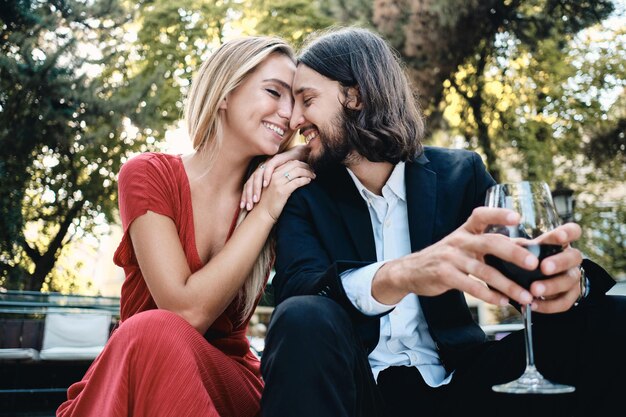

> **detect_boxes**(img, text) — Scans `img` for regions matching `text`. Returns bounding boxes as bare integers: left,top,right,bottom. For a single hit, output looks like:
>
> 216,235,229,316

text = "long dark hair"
298,26,424,163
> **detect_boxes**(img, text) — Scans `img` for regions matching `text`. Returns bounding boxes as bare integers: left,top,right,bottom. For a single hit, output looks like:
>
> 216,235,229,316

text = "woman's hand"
254,159,316,222
241,145,310,211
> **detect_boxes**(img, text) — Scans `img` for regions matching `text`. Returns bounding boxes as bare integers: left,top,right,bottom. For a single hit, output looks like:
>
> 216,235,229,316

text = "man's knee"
264,295,354,359
270,296,350,335
262,296,370,417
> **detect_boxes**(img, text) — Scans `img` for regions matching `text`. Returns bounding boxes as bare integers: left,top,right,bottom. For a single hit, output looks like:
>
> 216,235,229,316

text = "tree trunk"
20,200,85,292
372,0,515,125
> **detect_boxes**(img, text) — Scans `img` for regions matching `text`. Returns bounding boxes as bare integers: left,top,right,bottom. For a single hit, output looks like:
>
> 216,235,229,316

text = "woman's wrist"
249,202,278,227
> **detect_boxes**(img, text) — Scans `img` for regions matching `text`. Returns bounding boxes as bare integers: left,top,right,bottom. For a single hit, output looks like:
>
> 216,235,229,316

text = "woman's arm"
130,160,314,334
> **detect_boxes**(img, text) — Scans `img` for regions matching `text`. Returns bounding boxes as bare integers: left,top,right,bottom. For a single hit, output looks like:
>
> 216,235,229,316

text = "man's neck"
346,156,395,196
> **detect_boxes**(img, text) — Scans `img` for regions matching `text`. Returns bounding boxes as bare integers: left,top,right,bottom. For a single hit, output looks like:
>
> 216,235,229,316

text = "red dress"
57,153,263,417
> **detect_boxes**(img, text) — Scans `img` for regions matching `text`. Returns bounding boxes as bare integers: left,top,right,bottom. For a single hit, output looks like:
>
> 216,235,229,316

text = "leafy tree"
243,0,335,46
0,0,229,291
364,1,616,173
434,3,625,277
0,0,336,292
3,0,622,291
576,200,626,279
0,0,155,290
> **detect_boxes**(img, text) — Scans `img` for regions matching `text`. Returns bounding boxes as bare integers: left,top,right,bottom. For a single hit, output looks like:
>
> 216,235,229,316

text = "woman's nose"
277,98,293,121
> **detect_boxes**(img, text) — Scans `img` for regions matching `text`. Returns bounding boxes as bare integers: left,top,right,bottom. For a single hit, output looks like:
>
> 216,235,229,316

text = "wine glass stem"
523,303,535,368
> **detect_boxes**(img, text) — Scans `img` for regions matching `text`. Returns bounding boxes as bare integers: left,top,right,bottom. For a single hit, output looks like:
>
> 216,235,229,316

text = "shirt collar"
346,162,406,202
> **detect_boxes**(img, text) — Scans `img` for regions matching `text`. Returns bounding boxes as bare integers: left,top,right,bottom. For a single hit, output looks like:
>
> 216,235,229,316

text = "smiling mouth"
305,132,319,144
301,127,319,144
263,122,285,137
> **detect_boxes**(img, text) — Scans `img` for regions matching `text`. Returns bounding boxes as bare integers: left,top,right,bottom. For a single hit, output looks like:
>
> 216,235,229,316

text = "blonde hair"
185,36,297,324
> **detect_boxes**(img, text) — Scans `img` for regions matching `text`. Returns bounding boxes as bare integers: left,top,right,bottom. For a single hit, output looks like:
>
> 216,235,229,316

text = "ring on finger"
284,171,292,181
259,164,266,170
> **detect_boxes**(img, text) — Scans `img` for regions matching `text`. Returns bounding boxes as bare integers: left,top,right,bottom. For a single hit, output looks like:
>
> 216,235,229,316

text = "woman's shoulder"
121,152,181,171
115,152,186,229
119,152,183,181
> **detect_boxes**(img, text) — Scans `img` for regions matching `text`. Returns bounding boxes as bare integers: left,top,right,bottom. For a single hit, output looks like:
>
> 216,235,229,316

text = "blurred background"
1,0,624,298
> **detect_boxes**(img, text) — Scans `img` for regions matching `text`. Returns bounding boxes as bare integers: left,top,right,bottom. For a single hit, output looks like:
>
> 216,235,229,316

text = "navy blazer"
273,146,615,372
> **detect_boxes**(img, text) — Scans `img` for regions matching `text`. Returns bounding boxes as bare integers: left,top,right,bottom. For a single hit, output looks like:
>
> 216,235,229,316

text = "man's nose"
290,104,304,131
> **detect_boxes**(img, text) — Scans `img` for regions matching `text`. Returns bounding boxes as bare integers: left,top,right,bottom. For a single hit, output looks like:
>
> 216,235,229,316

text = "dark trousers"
260,295,626,417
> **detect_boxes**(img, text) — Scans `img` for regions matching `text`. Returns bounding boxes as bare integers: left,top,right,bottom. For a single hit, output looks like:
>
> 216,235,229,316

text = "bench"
0,290,120,416
0,290,120,360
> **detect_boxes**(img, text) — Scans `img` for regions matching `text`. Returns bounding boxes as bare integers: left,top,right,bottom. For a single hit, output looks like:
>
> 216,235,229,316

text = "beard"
307,112,354,172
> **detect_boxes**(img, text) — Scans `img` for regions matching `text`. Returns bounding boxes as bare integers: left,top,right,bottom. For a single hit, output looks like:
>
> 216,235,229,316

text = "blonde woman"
57,36,314,417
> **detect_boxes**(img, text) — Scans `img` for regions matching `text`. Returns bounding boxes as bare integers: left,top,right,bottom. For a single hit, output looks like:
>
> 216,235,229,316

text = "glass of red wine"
484,181,575,394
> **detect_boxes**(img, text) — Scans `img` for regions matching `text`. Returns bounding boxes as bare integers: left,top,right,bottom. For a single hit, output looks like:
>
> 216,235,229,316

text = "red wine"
485,244,563,290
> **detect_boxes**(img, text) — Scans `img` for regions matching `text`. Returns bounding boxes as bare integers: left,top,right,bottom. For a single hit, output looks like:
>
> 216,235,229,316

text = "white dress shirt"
341,162,452,386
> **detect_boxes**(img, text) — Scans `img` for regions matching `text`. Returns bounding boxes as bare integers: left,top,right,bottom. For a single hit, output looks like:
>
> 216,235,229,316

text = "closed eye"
266,88,280,97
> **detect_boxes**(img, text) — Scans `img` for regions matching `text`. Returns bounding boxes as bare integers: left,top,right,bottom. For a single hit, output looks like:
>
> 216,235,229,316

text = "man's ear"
345,86,363,110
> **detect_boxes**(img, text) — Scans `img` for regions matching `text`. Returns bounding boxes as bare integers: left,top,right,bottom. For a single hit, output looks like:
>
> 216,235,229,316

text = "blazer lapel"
405,154,437,252
321,156,436,263
405,154,485,370
321,165,377,263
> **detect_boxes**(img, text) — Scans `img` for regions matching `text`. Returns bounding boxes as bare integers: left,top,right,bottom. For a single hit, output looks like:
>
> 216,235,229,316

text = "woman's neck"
183,140,253,194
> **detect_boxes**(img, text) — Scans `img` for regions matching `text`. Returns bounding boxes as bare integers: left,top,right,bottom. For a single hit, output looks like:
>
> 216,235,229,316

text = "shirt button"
385,219,391,227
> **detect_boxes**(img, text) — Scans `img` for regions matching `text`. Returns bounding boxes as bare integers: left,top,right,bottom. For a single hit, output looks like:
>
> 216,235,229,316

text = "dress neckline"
176,154,241,269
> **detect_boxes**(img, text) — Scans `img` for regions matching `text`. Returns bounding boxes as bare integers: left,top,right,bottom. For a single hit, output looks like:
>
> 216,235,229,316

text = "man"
260,27,624,417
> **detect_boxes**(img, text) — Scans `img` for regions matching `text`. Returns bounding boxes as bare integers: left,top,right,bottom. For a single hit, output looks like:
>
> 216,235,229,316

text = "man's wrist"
340,262,394,315
371,261,406,306
575,265,590,306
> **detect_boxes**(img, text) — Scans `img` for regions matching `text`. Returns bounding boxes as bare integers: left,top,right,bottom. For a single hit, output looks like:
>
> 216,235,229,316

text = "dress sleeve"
113,154,177,267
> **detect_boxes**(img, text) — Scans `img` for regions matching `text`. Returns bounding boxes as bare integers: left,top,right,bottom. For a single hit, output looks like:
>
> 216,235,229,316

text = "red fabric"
57,153,262,417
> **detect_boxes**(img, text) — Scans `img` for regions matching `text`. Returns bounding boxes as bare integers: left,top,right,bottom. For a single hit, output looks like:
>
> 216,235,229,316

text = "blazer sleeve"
581,258,615,300
273,190,385,324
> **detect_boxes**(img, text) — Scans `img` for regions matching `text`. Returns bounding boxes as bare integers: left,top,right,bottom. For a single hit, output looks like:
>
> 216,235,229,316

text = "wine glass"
484,181,575,394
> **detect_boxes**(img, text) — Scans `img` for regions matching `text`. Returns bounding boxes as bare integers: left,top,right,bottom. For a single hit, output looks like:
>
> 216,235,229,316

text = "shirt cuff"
340,261,397,316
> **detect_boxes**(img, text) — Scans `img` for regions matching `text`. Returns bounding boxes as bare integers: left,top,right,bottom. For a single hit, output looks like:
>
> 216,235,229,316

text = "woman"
57,36,314,417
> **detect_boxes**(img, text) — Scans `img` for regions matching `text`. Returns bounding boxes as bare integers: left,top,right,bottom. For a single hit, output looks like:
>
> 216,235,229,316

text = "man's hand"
527,222,583,313
372,207,585,313
372,207,538,307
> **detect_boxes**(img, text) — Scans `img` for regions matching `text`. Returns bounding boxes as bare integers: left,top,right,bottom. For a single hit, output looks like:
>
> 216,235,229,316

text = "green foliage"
0,0,150,290
576,200,626,280
2,0,623,291
435,0,625,278
108,0,230,131
249,0,335,47
0,0,336,292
